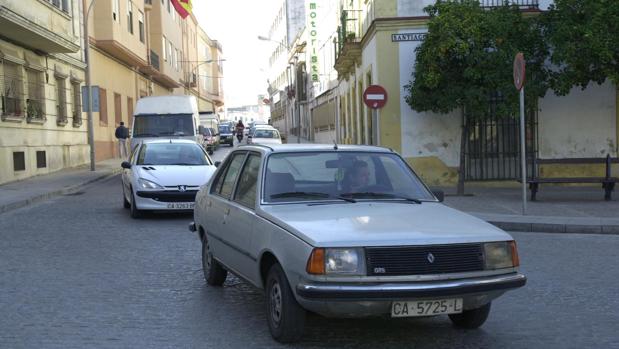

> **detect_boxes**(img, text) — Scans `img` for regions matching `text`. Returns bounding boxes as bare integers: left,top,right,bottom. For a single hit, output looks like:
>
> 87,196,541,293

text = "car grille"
136,191,198,202
365,243,484,276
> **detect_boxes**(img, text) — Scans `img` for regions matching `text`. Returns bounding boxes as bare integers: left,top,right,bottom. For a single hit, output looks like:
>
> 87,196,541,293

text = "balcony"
334,10,362,78
479,0,539,9
0,5,79,53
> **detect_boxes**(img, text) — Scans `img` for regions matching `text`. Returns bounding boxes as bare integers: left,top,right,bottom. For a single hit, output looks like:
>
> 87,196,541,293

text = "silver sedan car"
121,139,216,218
190,144,525,342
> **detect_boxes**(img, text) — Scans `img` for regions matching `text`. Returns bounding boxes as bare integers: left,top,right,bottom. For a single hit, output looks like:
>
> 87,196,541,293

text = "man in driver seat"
343,160,370,193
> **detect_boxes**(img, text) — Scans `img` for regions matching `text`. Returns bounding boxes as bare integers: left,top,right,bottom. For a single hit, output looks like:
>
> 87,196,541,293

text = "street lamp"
84,0,97,171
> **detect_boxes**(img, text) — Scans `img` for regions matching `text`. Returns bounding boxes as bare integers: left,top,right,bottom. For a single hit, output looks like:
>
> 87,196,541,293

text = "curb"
0,169,122,215
467,213,619,235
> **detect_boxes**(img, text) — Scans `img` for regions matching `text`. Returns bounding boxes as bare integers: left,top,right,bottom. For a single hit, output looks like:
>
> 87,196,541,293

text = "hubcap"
270,281,282,326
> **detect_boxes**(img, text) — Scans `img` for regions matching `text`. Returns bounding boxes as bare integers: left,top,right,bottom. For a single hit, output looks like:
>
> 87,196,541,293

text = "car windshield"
202,127,212,137
133,114,194,137
254,129,279,139
219,125,231,133
136,143,210,166
263,151,435,203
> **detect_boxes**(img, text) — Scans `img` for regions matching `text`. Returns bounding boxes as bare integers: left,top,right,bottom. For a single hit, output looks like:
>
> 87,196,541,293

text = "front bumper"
295,273,526,317
297,273,526,301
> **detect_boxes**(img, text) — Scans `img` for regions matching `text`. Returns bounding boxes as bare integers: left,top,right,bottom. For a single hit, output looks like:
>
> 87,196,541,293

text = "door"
225,153,262,283
205,152,247,271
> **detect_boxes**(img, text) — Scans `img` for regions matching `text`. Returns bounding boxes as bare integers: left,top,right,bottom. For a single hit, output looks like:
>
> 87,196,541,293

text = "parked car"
190,144,526,342
201,127,218,155
218,124,234,146
247,126,281,145
121,139,216,218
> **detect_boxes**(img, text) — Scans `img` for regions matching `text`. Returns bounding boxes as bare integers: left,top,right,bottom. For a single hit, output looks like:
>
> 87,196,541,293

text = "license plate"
166,202,195,209
391,298,463,317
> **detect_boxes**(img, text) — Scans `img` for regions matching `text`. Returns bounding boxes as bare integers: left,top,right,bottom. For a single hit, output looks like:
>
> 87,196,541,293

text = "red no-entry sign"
363,85,388,109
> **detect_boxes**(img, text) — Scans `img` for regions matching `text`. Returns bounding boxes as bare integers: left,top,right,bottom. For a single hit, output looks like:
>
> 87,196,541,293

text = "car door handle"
222,207,230,224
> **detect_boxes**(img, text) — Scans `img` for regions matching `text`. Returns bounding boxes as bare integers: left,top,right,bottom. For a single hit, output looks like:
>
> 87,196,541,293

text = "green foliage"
543,0,619,95
405,0,549,119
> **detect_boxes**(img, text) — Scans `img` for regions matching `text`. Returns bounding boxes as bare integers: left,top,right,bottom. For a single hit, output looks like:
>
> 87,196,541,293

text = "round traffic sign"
513,53,526,91
363,85,388,109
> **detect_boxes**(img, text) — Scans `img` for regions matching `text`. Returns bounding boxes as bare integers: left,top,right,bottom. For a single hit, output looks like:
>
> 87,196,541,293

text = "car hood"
258,202,512,247
252,138,282,145
135,165,216,187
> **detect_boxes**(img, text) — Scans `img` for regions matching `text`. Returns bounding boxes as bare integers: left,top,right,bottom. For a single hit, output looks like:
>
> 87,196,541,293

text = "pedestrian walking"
115,121,129,159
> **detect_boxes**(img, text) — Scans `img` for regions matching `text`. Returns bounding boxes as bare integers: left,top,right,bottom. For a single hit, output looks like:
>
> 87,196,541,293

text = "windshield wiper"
270,192,330,199
340,192,422,204
133,133,159,137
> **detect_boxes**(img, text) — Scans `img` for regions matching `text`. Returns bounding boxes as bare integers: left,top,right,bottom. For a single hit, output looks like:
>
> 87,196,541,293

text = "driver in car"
343,160,370,193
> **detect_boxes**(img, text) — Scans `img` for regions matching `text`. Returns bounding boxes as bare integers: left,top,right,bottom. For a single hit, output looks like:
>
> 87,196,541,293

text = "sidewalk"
441,184,619,234
0,158,123,214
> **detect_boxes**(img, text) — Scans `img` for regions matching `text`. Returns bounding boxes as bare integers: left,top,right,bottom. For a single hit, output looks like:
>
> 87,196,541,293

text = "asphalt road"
1,143,618,348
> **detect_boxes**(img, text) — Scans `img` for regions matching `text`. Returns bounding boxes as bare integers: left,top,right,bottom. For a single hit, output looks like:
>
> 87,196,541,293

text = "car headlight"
138,178,164,190
484,241,519,269
306,248,366,275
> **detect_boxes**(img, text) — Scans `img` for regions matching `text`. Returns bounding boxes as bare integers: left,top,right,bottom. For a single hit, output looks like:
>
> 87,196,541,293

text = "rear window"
133,114,194,137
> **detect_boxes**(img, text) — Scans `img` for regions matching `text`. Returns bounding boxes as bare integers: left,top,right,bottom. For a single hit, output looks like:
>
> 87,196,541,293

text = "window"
114,92,122,124
127,96,134,127
55,77,67,124
234,154,261,208
212,153,246,198
112,0,120,21
49,0,70,14
162,36,167,61
138,11,145,43
175,49,179,71
127,0,134,34
26,69,44,120
36,151,46,168
168,41,173,65
99,88,108,126
2,61,23,117
13,152,25,171
71,81,81,125
167,0,170,13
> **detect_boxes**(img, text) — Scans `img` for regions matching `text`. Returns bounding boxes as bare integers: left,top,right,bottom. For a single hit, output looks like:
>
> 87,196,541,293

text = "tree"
404,0,549,194
543,0,619,95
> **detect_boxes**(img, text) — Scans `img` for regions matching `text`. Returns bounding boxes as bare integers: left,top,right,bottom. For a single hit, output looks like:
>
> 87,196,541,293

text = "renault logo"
178,185,187,192
427,253,435,264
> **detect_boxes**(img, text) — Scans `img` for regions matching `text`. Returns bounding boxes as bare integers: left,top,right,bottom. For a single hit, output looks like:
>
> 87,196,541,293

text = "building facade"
329,0,618,185
88,0,224,161
0,0,87,184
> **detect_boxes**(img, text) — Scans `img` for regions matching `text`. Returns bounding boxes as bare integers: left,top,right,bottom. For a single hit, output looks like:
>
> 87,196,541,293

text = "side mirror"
121,161,132,169
214,161,221,168
432,189,445,202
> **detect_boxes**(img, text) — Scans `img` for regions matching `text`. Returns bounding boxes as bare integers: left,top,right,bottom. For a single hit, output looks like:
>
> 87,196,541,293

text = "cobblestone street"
1,162,619,348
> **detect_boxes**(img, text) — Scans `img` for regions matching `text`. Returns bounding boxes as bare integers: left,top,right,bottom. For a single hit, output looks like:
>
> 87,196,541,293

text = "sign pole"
519,87,527,215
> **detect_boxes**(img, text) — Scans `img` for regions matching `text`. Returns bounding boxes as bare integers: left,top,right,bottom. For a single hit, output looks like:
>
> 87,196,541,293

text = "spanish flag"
171,0,192,19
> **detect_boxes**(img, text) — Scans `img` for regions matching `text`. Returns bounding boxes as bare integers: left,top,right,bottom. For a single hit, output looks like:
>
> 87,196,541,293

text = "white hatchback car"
248,126,282,145
121,139,216,218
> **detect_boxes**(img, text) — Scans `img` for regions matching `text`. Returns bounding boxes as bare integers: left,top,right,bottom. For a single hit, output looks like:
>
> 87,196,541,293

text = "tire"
129,190,142,219
266,263,306,343
449,302,491,329
201,235,227,286
208,150,214,155
123,191,130,209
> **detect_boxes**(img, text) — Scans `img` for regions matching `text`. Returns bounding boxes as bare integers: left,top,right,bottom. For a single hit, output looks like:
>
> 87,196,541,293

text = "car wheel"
449,302,491,329
266,263,306,343
122,188,130,209
208,150,214,155
129,189,142,219
202,236,227,286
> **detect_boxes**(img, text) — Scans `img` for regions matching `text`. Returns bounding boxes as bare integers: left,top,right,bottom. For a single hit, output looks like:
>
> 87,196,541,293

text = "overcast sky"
193,0,280,107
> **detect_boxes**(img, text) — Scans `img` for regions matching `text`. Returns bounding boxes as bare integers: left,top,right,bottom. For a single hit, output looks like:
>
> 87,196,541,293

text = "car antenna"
333,140,338,150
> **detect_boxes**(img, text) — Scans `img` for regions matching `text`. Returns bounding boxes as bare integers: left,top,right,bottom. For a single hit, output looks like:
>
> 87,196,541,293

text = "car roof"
237,143,394,153
139,139,200,145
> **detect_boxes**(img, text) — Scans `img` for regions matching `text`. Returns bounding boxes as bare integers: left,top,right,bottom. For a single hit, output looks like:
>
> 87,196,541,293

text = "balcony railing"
150,50,160,71
480,0,539,8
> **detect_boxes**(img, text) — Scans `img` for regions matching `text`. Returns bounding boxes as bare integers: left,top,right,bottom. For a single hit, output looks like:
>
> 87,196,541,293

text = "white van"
130,95,201,151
